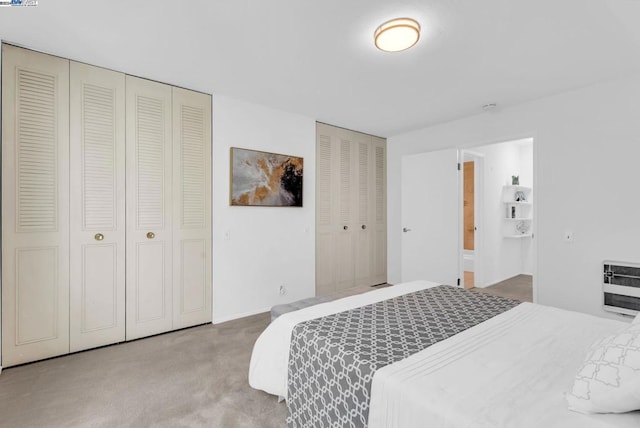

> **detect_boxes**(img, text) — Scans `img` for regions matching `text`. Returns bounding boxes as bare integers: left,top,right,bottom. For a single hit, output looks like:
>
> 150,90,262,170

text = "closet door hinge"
457,162,461,171
457,278,461,286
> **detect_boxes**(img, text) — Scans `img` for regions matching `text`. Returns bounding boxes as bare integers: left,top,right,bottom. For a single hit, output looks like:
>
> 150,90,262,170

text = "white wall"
389,73,640,320
212,95,316,323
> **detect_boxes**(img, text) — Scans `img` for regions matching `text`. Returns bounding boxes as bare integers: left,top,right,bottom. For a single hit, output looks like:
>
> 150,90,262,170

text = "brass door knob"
94,233,104,241
361,225,367,230
343,226,348,231
146,232,155,239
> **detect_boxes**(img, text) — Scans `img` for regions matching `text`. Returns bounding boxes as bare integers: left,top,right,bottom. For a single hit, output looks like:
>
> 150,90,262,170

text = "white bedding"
368,302,640,427
249,281,640,426
248,280,440,398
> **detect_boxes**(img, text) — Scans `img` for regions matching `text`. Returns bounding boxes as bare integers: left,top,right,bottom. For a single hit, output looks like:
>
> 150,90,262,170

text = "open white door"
401,149,460,285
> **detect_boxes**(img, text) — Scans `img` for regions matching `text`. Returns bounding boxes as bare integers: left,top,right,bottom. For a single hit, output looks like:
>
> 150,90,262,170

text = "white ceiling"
1,0,640,137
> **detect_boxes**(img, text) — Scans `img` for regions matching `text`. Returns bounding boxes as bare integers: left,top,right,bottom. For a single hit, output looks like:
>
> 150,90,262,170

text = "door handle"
343,226,348,231
403,227,412,233
361,225,366,230
94,233,104,241
146,232,156,239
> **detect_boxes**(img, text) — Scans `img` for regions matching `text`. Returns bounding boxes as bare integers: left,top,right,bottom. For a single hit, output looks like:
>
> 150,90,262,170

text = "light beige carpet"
0,280,531,427
0,313,286,428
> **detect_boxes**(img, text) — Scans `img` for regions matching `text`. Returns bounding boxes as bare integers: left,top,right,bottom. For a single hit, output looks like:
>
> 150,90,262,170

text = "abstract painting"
230,147,303,207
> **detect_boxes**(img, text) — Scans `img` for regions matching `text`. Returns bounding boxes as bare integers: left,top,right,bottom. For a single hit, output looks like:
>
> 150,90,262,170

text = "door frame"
459,135,538,302
459,150,485,288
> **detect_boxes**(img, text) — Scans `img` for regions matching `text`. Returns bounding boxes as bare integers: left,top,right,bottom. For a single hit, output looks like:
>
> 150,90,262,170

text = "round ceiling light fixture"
374,17,421,52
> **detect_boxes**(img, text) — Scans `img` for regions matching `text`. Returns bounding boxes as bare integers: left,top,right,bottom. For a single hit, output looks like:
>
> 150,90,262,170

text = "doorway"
460,138,534,296
400,138,535,300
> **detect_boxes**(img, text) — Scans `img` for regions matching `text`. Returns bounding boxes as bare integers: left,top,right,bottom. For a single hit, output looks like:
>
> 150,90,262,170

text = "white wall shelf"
502,185,533,237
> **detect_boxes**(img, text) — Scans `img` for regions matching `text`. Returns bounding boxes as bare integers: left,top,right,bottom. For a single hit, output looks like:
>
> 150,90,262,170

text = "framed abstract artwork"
230,147,303,207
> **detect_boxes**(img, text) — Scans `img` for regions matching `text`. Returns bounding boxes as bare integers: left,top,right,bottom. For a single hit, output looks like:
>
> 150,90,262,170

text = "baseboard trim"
213,306,271,324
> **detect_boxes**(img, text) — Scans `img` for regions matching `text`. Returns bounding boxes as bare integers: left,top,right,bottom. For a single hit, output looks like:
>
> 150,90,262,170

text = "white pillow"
566,322,640,414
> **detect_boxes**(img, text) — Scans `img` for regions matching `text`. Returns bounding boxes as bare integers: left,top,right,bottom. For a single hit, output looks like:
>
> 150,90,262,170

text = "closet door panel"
336,131,356,290
126,76,173,340
316,233,335,295
371,137,387,285
172,88,212,329
1,45,70,366
15,248,59,342
80,245,118,328
315,125,337,295
69,61,126,352
354,137,372,287
136,242,167,320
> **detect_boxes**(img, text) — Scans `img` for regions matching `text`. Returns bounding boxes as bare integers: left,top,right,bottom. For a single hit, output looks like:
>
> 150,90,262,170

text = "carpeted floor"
472,274,533,302
0,311,286,428
0,280,531,427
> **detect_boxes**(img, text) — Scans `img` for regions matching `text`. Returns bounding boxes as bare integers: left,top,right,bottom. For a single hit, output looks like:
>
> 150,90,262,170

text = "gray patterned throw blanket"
286,285,520,428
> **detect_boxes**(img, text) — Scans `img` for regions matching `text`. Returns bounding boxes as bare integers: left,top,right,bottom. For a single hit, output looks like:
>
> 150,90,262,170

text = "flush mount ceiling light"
374,17,421,52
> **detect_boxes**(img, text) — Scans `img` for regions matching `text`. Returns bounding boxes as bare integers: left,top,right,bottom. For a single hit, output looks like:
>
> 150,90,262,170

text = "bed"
249,280,640,427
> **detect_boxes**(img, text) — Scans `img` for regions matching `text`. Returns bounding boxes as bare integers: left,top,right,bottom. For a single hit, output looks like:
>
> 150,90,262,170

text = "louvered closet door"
316,124,357,293
371,136,387,285
354,133,373,287
172,88,212,329
69,62,126,352
125,76,173,340
315,124,337,295
1,45,70,366
336,129,357,291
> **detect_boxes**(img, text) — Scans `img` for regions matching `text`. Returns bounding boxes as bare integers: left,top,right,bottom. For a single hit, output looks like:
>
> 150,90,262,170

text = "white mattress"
248,281,640,426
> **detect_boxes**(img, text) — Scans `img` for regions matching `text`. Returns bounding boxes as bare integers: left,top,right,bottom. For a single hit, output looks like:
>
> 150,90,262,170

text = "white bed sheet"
368,302,640,428
249,281,640,426
248,280,439,398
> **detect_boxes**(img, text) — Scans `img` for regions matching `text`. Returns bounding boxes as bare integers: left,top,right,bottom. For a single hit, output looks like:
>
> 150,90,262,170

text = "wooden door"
172,88,212,329
125,76,173,340
69,61,126,352
1,45,70,366
464,161,475,251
